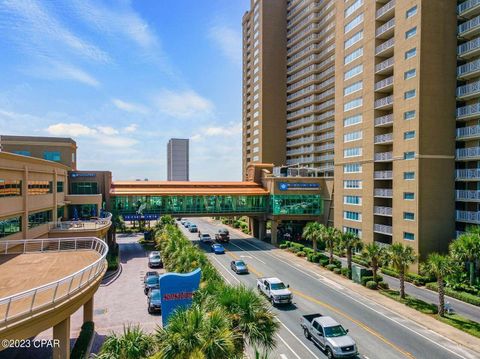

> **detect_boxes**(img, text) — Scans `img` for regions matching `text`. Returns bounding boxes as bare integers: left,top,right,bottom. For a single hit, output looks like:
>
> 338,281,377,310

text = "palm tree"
339,232,362,278
388,243,417,299
154,305,240,359
423,253,456,317
302,222,322,251
321,225,340,264
95,324,154,359
450,230,480,286
362,242,386,281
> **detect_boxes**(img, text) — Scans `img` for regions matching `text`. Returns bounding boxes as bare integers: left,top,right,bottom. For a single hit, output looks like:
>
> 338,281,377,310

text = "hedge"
296,251,306,257
341,267,351,278
71,321,94,359
426,282,480,307
279,243,288,249
326,264,337,271
378,281,389,290
366,281,378,290
319,259,330,267
352,256,369,268
380,267,430,286
361,276,374,286
333,268,342,275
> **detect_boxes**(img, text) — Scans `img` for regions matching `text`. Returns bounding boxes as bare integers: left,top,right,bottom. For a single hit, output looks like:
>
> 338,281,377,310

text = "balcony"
458,15,480,39
374,206,393,216
374,170,393,180
374,133,393,144
376,0,395,21
458,36,480,59
458,0,480,19
375,114,394,127
456,146,480,160
457,80,480,100
456,168,480,180
315,142,335,152
457,125,480,140
374,76,394,92
375,57,394,74
48,212,112,238
456,102,480,120
457,59,480,80
456,210,480,224
375,151,393,162
374,188,393,198
374,95,393,110
456,190,480,202
286,146,313,156
374,223,393,235
375,37,395,57
315,154,334,162
376,18,395,39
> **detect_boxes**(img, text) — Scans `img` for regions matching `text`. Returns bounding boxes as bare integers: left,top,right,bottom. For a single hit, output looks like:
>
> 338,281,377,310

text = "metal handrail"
0,237,108,324
48,212,112,231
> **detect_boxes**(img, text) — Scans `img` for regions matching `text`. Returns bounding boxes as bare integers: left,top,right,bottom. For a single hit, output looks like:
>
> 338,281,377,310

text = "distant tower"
167,138,189,181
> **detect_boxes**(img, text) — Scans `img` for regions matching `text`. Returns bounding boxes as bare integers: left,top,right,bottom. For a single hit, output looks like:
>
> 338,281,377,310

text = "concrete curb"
102,263,122,286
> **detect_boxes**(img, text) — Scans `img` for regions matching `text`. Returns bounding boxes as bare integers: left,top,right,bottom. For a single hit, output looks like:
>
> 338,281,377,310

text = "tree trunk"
469,261,475,286
329,242,334,264
313,239,317,252
372,261,378,282
399,271,406,299
347,247,352,278
438,277,445,317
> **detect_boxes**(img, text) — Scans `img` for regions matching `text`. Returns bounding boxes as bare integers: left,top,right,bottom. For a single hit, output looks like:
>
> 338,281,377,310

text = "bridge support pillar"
84,296,94,323
53,316,70,359
271,220,280,245
258,219,266,241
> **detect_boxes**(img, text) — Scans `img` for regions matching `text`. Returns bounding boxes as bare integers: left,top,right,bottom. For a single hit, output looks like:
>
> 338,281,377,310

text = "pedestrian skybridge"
110,181,324,218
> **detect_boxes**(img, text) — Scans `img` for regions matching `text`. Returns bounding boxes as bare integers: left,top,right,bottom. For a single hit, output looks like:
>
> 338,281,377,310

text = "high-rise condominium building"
167,138,189,181
242,0,467,262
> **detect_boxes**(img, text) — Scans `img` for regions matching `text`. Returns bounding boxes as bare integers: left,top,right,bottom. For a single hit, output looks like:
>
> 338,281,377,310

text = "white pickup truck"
301,313,358,358
256,277,293,305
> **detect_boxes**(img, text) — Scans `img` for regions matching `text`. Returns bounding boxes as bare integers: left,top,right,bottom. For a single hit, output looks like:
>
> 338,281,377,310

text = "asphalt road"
180,217,479,359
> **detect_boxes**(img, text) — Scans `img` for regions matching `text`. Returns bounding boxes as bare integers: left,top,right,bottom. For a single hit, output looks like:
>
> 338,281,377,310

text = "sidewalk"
212,219,480,354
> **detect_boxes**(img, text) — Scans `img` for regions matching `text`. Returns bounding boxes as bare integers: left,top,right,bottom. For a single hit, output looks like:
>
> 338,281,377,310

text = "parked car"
143,271,158,285
211,243,225,254
189,224,198,233
184,221,191,228
257,277,292,305
147,288,162,314
230,260,249,274
176,217,182,221
301,313,357,358
180,218,188,225
144,273,160,295
215,228,230,243
148,251,163,268
199,233,213,244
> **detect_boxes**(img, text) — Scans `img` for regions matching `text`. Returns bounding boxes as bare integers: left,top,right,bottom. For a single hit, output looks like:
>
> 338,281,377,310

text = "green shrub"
352,256,369,267
381,267,398,278
284,241,292,247
332,259,342,268
361,276,374,286
319,259,330,267
366,281,378,290
296,251,306,257
381,267,429,286
71,321,94,359
291,243,305,252
341,267,350,278
426,283,480,306
373,275,383,283
279,243,288,249
326,264,337,271
378,281,389,290
303,248,314,255
333,268,341,275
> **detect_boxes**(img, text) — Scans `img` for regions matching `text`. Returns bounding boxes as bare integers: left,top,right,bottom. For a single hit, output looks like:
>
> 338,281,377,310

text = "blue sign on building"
123,214,160,221
159,268,201,326
70,172,96,178
278,182,320,191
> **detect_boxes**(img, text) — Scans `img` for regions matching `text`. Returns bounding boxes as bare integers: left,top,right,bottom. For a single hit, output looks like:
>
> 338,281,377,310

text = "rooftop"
0,135,77,145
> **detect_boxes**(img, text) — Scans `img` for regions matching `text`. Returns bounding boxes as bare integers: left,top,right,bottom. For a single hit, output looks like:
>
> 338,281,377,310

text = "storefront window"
0,216,22,238
28,210,52,229
269,195,323,215
70,182,99,195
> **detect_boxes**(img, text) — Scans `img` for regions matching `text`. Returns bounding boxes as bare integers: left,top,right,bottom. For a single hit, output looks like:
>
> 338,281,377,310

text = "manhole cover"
94,308,107,315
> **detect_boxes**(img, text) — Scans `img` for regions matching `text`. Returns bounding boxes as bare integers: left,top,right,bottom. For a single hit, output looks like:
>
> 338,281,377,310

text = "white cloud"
190,123,241,142
208,24,242,66
124,124,138,133
112,99,149,114
153,89,214,119
97,126,119,136
41,62,100,87
46,123,97,137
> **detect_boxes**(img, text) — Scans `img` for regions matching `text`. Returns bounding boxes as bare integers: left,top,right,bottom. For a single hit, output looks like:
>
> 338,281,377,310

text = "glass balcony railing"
374,114,394,126
315,143,335,152
374,170,393,180
456,102,480,119
458,0,480,17
458,15,480,37
375,37,395,55
456,190,480,201
457,58,480,78
376,18,395,38
456,146,480,159
374,206,393,216
375,57,394,73
457,36,480,57
374,76,394,91
456,125,480,139
315,154,334,162
374,223,393,235
455,168,480,179
374,133,393,144
374,151,393,161
376,0,395,20
374,188,393,197
456,80,480,98
456,210,480,224
374,95,394,109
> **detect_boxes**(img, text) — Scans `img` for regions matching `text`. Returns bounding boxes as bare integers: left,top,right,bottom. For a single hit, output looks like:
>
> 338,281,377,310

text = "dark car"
144,273,159,295
148,251,163,268
215,228,230,243
211,243,225,254
147,288,162,314
230,260,249,274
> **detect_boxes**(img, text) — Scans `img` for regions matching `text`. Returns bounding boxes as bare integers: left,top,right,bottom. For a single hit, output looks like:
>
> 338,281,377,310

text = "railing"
315,143,335,152
456,168,480,179
374,151,393,161
286,146,313,156
456,210,480,223
374,95,394,109
457,58,480,77
374,76,394,91
287,110,335,129
374,133,393,144
458,15,480,36
374,206,393,216
375,57,394,73
456,190,480,201
375,37,395,55
375,114,394,126
458,0,480,16
456,146,480,159
315,154,334,162
374,223,393,235
457,80,480,97
374,188,393,197
376,0,395,19
458,36,480,56
457,125,480,139
0,237,108,323
376,18,395,37
457,102,480,118
48,212,112,232
374,170,393,179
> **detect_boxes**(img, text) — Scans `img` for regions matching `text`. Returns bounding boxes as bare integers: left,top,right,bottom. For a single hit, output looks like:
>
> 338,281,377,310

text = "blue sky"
0,0,249,180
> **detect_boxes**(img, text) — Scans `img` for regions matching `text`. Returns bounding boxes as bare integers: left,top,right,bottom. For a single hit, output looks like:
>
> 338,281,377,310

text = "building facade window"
404,232,415,240
344,30,363,49
404,69,416,80
404,110,416,120
344,47,363,65
344,147,362,158
403,212,415,221
404,151,415,160
344,163,362,173
344,130,363,142
405,48,417,59
70,182,99,195
344,64,363,80
344,97,363,111
406,5,418,18
404,131,415,140
345,0,363,18
404,89,416,99
43,151,61,162
57,181,64,193
344,81,363,96
344,13,364,34
253,155,259,161
344,211,361,221
28,210,52,229
404,171,415,180
253,147,259,153
343,226,362,238
0,179,22,197
28,181,52,195
404,192,415,200
405,27,417,39
13,150,31,156
344,114,362,127
344,179,362,189
0,216,22,238
344,195,362,205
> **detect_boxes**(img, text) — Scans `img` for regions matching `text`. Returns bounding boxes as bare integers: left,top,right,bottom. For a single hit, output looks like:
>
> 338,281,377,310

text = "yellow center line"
224,249,263,277
291,289,415,359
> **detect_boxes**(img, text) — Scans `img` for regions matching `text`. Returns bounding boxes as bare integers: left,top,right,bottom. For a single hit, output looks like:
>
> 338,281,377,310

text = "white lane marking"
276,334,301,359
239,238,471,359
240,255,252,259
210,255,240,284
278,322,320,359
228,240,267,264
280,354,288,359
320,277,345,290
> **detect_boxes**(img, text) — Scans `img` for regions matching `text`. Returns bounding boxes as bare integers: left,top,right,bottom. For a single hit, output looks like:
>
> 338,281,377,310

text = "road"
180,217,479,359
